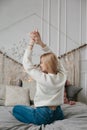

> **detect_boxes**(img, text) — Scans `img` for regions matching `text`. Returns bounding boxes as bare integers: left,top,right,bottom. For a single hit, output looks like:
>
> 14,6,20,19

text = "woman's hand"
29,30,46,48
29,30,41,44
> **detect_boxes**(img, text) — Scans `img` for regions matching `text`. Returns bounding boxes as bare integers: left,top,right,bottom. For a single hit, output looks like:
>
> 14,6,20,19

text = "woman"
12,30,66,125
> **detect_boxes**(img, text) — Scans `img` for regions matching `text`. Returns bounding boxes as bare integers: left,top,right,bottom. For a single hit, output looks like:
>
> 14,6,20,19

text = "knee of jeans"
12,105,21,114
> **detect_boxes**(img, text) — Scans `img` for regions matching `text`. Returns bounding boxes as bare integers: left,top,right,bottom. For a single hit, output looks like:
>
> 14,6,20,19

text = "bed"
0,102,87,130
0,82,87,130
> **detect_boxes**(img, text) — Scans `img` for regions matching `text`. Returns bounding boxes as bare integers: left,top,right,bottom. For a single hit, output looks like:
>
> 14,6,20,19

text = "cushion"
5,86,30,106
0,84,5,105
0,100,4,106
65,85,82,101
0,84,5,100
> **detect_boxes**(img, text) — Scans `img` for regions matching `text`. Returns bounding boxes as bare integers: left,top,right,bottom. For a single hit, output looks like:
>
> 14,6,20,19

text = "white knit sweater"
23,45,66,107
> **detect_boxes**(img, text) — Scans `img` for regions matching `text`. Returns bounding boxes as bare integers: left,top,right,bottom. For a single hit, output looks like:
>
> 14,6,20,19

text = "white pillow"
0,85,5,105
0,99,5,106
0,84,5,100
5,86,30,106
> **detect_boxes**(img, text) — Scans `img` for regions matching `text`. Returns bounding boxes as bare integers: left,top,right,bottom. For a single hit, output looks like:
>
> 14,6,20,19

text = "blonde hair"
40,52,58,74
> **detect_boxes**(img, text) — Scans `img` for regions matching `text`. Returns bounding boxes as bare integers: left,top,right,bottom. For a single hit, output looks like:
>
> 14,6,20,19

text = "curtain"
60,49,80,86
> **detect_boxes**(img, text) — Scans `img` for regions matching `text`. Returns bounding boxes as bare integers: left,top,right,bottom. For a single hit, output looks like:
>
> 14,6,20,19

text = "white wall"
0,0,86,63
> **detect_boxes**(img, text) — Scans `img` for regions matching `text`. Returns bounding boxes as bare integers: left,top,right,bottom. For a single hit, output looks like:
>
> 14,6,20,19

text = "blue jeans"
12,105,64,125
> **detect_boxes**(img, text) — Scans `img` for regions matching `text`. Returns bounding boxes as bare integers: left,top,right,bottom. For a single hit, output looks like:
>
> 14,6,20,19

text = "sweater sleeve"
23,48,34,70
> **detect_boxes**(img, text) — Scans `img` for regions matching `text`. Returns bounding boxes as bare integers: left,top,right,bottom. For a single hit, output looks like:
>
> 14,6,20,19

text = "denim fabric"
12,105,64,125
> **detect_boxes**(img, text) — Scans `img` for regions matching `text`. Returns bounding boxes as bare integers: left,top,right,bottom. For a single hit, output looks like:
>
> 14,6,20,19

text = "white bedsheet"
0,102,87,130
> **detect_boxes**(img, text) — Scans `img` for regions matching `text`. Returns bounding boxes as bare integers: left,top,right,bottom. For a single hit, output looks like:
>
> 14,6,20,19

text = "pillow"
0,100,5,106
0,84,6,105
65,85,82,101
0,84,5,100
5,86,30,106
